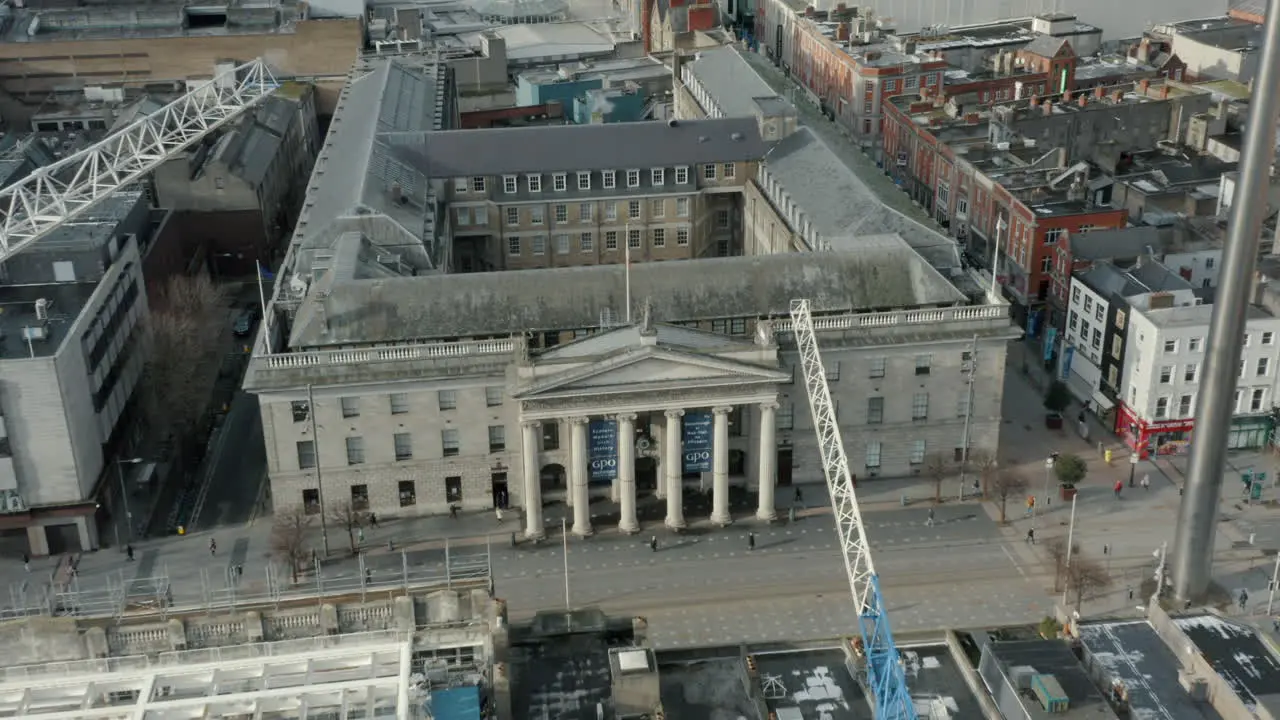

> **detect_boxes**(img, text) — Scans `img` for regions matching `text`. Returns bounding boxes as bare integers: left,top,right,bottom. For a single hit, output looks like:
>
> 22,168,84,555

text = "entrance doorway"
540,464,566,493
491,472,508,508
636,456,658,494
776,448,793,486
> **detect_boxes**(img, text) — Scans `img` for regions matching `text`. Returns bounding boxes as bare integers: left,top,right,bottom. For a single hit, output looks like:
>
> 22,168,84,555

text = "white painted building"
0,191,152,555
1118,298,1280,453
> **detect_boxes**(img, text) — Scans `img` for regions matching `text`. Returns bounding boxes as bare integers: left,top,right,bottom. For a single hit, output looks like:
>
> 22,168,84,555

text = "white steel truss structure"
0,59,278,264
789,298,917,720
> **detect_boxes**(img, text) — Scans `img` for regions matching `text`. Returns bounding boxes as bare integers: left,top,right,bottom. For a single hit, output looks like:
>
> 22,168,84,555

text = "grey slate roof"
400,117,766,177
685,45,777,118
290,245,966,347
1069,226,1164,262
1076,259,1191,299
1022,35,1070,58
1078,622,1223,720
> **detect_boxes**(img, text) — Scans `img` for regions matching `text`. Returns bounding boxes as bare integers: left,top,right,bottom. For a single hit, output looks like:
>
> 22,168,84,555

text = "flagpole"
255,259,274,354
624,222,632,324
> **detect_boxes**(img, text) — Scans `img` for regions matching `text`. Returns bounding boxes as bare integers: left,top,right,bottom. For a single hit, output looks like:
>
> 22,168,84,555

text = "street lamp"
1036,453,1056,529
116,457,144,545
1129,452,1139,488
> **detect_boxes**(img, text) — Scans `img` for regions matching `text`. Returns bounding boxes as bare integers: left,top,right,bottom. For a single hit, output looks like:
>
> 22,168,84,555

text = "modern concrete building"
243,54,1018,534
0,191,152,556
152,82,321,273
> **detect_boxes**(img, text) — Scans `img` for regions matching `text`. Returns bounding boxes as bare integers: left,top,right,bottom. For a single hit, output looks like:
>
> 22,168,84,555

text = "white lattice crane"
0,59,278,263
789,298,917,720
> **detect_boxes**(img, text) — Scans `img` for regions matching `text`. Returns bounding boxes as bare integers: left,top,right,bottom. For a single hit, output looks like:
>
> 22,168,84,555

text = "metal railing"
259,338,515,369
772,304,1008,334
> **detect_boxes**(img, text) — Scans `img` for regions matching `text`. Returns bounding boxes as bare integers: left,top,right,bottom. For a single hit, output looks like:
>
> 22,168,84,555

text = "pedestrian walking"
1025,496,1035,517
22,553,29,573
1128,586,1134,601
369,513,378,528
209,538,217,556
649,535,658,552
1113,479,1123,499
926,508,935,527
1140,474,1151,490
794,487,804,507
357,528,365,544
236,564,243,578
126,544,134,562
449,505,459,519
748,532,756,551
1239,589,1249,612
496,507,504,523
1026,528,1035,544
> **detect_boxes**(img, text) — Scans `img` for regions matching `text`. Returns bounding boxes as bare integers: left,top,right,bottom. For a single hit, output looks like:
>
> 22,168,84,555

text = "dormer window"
527,174,542,193
603,170,616,189
675,166,689,184
626,169,640,188
503,175,517,194
651,168,665,185
552,173,567,191
577,171,591,190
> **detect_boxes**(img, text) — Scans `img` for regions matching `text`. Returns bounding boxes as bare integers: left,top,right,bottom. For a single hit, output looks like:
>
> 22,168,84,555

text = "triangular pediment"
515,346,788,399
539,322,758,360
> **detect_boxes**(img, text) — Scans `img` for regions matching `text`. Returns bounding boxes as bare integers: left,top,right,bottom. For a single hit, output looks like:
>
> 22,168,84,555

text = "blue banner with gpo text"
682,412,713,474
589,419,618,483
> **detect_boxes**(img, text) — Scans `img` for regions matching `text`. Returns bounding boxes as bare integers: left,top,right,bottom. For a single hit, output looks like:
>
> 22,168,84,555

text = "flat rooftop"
1174,615,1280,715
1078,621,1223,720
0,282,96,360
0,0,298,44
658,656,759,719
902,645,986,718
754,649,871,720
988,640,1116,720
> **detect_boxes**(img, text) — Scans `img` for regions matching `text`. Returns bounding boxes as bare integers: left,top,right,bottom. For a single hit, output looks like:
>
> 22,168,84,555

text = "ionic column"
522,420,545,539
664,409,686,529
711,406,733,526
756,402,779,522
654,416,667,500
617,413,639,533
570,417,592,536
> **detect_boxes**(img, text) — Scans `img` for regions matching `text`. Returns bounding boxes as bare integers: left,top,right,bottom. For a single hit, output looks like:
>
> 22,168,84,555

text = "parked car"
233,307,259,336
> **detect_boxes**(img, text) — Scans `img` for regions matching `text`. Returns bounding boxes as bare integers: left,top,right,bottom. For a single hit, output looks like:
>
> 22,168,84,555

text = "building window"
914,354,931,375
1092,329,1102,349
1155,397,1169,418
825,361,841,381
714,210,729,229
870,357,886,378
723,163,736,179
956,196,969,217
445,476,462,503
290,400,310,422
438,390,457,410
489,425,506,452
651,168,665,185
653,228,666,247
905,76,919,89
1189,338,1202,352
1159,366,1172,383
1266,331,1276,346
1178,395,1193,417
628,200,641,219
481,386,503,407
345,436,365,465
531,235,546,255
866,441,882,468
554,204,568,223
508,237,521,256
552,173,567,191
867,396,884,424
1068,312,1078,332
341,397,360,418
577,171,591,190
730,318,746,335
1164,339,1178,353
530,207,545,225
911,392,929,420
1111,336,1123,359
1259,357,1271,376
399,480,417,507
712,319,729,333
1084,297,1093,314
505,207,519,226
1071,286,1081,305
628,228,642,248
297,441,316,469
581,232,594,252
389,393,409,415
527,174,542,193
675,166,690,184
471,177,486,192
626,169,640,187
503,175,517,193
676,197,690,217
1115,309,1126,330
1252,388,1267,412
579,202,594,221
543,423,560,450
603,170,617,189
1246,334,1252,347
651,198,664,217
703,164,717,180
777,403,795,430
1184,363,1198,382
556,233,570,255
1041,256,1052,273
476,206,489,225
302,488,320,514
456,207,471,225
676,228,690,246
957,392,970,418
350,484,369,510
442,428,460,457
910,440,926,465
605,202,618,221
605,231,619,250
394,432,413,461
1044,228,1065,245
1094,304,1104,322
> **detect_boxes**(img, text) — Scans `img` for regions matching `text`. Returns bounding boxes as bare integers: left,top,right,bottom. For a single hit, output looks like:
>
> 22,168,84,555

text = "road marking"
1001,544,1029,580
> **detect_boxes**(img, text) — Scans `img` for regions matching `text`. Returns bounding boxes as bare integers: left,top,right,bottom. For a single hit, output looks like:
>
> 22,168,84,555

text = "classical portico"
513,319,789,538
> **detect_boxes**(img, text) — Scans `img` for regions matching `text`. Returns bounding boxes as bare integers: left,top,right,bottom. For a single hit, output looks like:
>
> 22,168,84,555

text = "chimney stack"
1078,94,1087,108
805,5,815,16
1094,85,1105,99
1042,100,1053,116
1140,78,1150,95
1029,94,1040,107
1160,85,1169,99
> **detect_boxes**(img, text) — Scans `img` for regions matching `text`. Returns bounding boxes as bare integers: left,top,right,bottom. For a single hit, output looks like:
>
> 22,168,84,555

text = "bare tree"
966,449,999,500
327,499,368,554
1065,555,1112,612
139,274,228,468
991,470,1029,524
1043,536,1080,593
923,452,954,504
270,505,312,584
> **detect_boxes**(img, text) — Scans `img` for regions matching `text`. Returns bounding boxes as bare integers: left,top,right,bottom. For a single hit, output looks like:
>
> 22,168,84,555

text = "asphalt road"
192,391,267,529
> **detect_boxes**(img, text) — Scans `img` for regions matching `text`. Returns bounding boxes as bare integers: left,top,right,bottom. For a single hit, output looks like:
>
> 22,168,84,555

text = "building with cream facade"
244,53,1018,538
